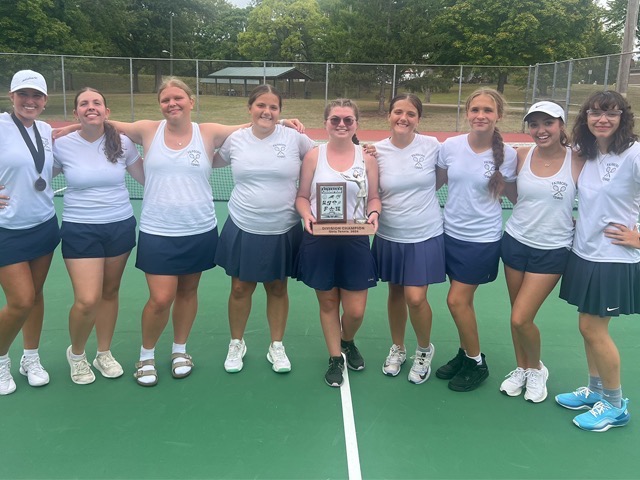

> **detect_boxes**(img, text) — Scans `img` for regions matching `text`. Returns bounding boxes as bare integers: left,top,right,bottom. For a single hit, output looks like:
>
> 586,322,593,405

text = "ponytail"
103,121,124,164
487,128,505,199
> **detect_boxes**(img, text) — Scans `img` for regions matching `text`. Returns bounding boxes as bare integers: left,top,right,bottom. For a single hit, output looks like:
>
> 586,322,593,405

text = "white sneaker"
524,363,549,403
408,344,435,385
224,339,247,373
267,341,292,373
93,351,124,378
19,354,50,387
500,367,527,397
382,344,406,376
0,359,16,395
66,346,95,385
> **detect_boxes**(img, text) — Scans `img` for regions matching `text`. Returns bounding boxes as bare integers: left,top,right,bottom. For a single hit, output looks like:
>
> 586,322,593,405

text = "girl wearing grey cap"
0,70,60,395
499,101,583,403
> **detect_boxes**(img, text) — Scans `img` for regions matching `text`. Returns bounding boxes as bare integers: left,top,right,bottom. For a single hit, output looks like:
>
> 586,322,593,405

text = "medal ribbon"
10,113,45,176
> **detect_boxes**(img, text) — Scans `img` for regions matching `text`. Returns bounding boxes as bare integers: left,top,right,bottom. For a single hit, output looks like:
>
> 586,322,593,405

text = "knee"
147,294,174,313
405,292,427,310
264,281,287,298
446,293,466,313
230,282,256,300
73,296,101,316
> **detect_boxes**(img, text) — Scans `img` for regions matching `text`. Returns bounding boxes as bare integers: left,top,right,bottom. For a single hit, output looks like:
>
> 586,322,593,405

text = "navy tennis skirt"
215,217,302,283
560,251,640,317
372,234,446,286
296,231,377,291
0,215,60,267
444,234,501,285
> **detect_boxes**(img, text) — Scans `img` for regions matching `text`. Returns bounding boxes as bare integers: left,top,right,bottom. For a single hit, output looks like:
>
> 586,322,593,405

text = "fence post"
551,61,558,99
456,65,463,132
196,59,200,120
129,58,134,122
325,63,329,105
523,66,532,129
392,64,397,99
60,55,67,121
604,55,611,90
565,59,573,120
532,63,539,104
263,61,267,84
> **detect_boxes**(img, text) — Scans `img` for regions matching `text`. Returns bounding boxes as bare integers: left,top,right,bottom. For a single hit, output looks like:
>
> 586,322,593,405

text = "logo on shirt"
188,150,201,167
42,137,51,152
603,162,619,182
552,181,567,200
273,144,286,158
412,154,425,169
483,160,495,178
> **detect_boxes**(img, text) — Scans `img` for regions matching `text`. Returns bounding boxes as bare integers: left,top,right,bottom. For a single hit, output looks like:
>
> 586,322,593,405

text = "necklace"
177,141,183,146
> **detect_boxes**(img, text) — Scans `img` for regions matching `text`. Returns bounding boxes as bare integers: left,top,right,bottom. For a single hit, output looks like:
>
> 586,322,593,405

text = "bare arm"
107,119,159,147
126,156,145,185
296,149,319,234
435,166,448,191
604,223,640,249
571,148,586,185
364,153,381,233
0,185,8,209
503,181,518,205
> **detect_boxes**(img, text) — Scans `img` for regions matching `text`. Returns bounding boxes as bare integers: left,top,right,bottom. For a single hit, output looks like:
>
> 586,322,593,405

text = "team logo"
273,144,286,158
42,137,51,152
552,181,567,200
603,162,619,182
188,150,201,167
483,161,495,178
412,154,425,169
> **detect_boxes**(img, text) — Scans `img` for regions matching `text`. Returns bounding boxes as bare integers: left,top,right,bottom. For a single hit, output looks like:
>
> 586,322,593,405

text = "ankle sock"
466,352,483,365
588,375,604,395
602,387,622,408
23,349,38,358
417,344,432,354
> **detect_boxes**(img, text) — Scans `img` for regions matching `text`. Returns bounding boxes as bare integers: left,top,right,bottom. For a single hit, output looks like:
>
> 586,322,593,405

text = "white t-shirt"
140,121,216,236
0,113,55,229
506,146,575,249
437,134,517,242
218,125,314,234
375,134,443,243
310,144,367,220
53,132,140,223
573,142,640,263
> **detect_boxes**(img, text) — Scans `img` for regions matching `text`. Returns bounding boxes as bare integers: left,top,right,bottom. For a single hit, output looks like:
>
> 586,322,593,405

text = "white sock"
172,343,191,376
0,354,9,364
70,351,86,361
172,343,186,355
137,347,155,384
23,349,38,357
466,352,483,364
96,350,110,356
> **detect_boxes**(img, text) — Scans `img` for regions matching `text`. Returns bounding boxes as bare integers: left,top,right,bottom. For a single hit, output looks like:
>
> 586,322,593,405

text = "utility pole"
616,0,640,96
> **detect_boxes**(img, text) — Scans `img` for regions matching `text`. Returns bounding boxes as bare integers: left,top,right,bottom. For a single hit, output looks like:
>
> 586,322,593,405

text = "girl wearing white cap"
0,70,59,395
555,91,639,432
499,101,583,403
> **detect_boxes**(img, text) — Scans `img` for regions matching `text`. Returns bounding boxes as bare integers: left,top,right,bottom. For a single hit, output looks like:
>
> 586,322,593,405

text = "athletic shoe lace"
505,368,526,384
526,369,543,389
71,357,92,376
271,344,287,362
386,345,404,366
410,353,428,373
98,353,117,368
23,355,46,375
573,386,594,398
227,342,243,360
589,401,610,417
0,361,11,382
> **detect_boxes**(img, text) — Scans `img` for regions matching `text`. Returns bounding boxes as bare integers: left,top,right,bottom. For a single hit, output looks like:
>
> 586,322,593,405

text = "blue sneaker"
573,399,630,432
555,387,602,410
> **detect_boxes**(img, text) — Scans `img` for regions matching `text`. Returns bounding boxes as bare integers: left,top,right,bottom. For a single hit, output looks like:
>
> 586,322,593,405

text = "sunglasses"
328,116,356,127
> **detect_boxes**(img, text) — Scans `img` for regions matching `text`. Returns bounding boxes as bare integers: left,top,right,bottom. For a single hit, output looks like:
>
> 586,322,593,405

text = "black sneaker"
448,354,489,392
341,340,365,371
325,356,345,387
435,348,465,379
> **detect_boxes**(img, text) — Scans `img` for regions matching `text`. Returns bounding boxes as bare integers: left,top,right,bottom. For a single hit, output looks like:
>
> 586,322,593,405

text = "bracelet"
367,210,380,219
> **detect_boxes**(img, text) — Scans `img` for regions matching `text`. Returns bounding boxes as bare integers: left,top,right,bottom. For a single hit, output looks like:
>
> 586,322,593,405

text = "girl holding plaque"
53,88,144,385
213,85,314,375
435,89,517,392
295,98,381,388
0,70,59,395
372,94,444,385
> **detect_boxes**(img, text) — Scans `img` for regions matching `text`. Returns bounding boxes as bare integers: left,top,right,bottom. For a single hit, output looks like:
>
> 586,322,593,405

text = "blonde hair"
157,77,194,101
324,98,360,145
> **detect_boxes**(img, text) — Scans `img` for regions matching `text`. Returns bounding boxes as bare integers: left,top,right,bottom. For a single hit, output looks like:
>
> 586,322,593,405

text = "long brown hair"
74,87,123,164
466,88,506,199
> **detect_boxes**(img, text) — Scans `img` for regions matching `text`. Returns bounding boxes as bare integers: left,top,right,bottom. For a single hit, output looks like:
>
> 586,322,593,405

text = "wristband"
367,210,380,219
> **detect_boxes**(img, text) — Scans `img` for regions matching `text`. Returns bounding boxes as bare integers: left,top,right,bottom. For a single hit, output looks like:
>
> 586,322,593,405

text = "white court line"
340,365,362,480
54,187,67,195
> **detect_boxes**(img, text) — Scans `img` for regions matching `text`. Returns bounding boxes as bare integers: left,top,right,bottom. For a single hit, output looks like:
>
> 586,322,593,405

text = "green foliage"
238,0,327,61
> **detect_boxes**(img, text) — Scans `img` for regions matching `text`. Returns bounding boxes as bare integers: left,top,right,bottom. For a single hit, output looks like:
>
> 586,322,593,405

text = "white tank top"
309,143,366,220
505,146,576,249
140,121,216,236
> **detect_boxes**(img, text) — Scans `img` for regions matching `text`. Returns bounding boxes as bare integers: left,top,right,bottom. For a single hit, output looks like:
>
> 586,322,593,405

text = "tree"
428,0,606,92
605,0,640,43
189,0,249,60
238,0,328,61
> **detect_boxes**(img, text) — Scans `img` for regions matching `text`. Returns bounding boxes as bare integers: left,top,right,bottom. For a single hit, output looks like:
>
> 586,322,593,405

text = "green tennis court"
2,198,639,480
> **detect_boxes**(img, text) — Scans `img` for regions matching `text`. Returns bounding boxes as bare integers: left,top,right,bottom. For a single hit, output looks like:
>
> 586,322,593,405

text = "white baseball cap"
523,101,565,123
10,70,47,96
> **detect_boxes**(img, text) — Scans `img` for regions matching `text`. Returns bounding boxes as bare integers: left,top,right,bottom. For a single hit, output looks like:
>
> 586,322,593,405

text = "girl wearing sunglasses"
295,98,381,387
555,91,640,432
371,93,444,384
435,88,517,392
